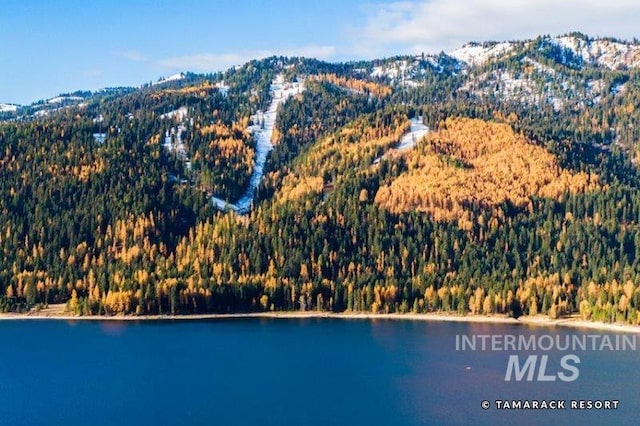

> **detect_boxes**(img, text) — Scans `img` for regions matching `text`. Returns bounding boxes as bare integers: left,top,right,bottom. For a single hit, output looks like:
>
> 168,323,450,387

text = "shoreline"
1,306,639,333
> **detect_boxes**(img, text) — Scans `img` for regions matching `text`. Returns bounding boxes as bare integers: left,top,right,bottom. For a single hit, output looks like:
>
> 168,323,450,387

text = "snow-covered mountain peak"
368,54,461,87
448,41,515,66
551,35,640,69
153,72,186,86
47,95,84,105
0,103,19,113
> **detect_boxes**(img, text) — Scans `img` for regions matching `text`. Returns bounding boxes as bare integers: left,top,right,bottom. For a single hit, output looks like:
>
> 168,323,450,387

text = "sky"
1,0,639,104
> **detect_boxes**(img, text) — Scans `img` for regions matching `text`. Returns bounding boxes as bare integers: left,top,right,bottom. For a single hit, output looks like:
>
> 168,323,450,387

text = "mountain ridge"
1,32,640,323
3,32,640,114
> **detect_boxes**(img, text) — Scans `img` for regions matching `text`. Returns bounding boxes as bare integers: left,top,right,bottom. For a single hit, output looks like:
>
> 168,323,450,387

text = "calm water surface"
0,319,637,425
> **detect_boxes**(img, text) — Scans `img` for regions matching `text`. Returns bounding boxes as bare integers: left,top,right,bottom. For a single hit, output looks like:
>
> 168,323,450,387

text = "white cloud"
157,45,337,72
350,0,640,57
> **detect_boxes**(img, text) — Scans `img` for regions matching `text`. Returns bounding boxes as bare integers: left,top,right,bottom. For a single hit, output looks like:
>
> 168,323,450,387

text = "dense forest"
2,35,640,325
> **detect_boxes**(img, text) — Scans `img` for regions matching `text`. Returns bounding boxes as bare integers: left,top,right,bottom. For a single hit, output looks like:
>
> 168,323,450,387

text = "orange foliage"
310,73,392,97
154,82,216,99
278,176,325,203
275,113,409,204
375,118,599,222
47,158,105,181
197,120,254,180
199,118,250,139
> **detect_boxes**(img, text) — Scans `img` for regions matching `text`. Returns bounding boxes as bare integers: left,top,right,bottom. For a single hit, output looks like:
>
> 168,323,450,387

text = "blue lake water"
0,319,638,425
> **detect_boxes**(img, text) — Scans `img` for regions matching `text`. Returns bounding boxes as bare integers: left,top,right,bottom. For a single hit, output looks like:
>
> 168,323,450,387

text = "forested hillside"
3,35,640,325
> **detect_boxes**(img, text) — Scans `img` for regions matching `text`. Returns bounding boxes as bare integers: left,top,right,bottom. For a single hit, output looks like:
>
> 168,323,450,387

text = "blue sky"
2,0,639,104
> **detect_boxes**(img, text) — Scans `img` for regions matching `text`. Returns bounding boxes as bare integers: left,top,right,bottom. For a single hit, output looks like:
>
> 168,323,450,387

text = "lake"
0,319,637,425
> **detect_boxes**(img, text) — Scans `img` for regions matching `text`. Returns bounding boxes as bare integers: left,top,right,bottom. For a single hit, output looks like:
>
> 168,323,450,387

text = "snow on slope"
374,117,429,164
160,106,188,120
612,82,627,95
369,55,455,86
371,59,415,79
211,74,305,213
461,69,567,110
0,103,18,113
553,36,640,69
397,117,429,151
449,42,515,66
448,36,640,70
371,58,427,87
215,81,230,96
153,72,186,86
163,124,189,159
522,57,556,76
453,35,640,110
47,95,83,104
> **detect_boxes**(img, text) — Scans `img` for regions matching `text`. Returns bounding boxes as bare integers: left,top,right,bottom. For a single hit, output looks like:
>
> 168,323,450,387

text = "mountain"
152,72,187,86
1,34,640,325
360,33,638,114
0,103,19,113
448,33,640,69
4,33,638,119
449,41,516,66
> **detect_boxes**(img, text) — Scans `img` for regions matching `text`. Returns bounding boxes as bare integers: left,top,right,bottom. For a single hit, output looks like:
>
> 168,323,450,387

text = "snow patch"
93,133,107,144
371,61,410,79
153,73,186,86
374,117,429,164
449,42,515,66
612,82,627,95
163,124,188,160
211,74,305,213
461,70,566,111
161,106,192,181
371,58,429,87
553,36,640,69
215,81,230,96
160,106,188,120
522,57,556,76
47,96,83,104
397,117,429,151
586,79,605,100
0,103,18,113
